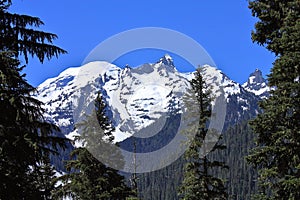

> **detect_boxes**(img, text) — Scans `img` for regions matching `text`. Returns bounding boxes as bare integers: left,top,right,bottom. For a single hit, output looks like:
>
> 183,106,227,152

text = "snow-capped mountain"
242,69,269,99
36,55,266,144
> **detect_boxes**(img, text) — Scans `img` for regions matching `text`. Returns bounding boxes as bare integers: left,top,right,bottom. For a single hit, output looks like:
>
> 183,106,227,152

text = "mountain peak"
242,69,269,98
249,69,264,84
157,54,174,66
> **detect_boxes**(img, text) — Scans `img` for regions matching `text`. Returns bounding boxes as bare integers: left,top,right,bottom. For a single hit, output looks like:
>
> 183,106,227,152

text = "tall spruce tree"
246,0,300,199
0,0,66,63
0,0,67,199
55,93,132,200
179,68,227,200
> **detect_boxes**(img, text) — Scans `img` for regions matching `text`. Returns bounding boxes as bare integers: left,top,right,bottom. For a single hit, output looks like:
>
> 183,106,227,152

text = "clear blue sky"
10,0,275,86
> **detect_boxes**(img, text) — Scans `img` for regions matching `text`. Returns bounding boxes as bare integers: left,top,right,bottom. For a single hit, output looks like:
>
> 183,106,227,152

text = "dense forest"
0,0,299,199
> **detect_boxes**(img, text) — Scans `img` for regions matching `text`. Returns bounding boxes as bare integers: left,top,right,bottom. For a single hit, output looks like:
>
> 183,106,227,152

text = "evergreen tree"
31,158,59,200
128,138,139,200
0,1,67,199
55,93,132,200
179,68,227,200
246,0,300,199
0,0,66,63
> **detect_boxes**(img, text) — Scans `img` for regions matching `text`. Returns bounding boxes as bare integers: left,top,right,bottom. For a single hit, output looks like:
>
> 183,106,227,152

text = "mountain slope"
36,55,265,142
242,69,269,99
36,55,269,199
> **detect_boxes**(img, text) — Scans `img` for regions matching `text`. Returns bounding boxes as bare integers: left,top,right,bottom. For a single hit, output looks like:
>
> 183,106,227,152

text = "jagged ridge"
36,55,268,143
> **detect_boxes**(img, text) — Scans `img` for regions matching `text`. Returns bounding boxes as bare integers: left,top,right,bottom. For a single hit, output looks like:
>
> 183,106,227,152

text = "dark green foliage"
220,121,257,199
247,0,300,199
126,91,260,200
31,159,59,200
55,148,131,200
0,1,67,199
55,93,132,200
0,0,67,63
179,68,228,200
135,119,258,200
137,157,184,200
